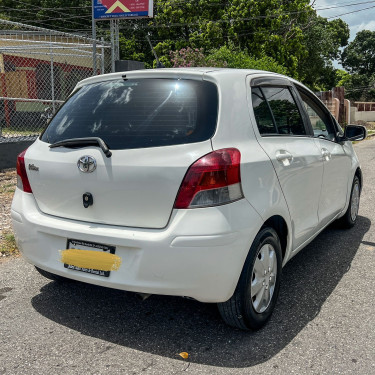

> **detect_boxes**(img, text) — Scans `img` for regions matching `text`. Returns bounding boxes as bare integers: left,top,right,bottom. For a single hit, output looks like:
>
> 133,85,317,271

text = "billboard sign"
93,0,153,20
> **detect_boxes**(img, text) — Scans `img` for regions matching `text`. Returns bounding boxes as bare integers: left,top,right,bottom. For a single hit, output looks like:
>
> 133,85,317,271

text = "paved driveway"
1,140,374,374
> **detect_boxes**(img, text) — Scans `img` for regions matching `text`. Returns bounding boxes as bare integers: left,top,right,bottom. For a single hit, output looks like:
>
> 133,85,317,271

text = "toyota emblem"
77,156,96,173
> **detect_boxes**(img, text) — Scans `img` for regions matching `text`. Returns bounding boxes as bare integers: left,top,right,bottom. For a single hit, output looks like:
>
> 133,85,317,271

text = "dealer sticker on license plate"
63,239,117,277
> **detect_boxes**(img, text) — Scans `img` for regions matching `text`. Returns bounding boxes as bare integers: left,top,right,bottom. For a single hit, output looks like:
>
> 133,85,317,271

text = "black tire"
338,175,361,229
35,266,70,282
218,227,282,331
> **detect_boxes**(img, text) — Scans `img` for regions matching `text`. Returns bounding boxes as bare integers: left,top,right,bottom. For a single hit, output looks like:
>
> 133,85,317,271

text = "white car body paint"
11,68,361,302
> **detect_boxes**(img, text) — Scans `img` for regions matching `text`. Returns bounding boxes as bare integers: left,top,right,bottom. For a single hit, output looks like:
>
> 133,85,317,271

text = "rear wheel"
218,227,282,330
35,266,70,282
338,175,360,229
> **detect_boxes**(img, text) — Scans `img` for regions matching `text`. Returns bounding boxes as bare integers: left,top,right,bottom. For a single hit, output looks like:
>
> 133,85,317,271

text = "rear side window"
251,86,306,136
41,79,218,150
251,87,277,135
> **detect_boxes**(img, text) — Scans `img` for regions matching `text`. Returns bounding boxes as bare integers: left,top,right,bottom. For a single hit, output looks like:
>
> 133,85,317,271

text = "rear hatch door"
25,77,218,228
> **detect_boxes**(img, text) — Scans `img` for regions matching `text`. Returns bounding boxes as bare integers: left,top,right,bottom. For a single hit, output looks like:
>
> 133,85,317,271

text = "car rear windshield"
41,78,218,150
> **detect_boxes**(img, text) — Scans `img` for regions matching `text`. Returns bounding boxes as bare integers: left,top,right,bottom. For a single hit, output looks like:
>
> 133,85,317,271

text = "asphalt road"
1,140,375,375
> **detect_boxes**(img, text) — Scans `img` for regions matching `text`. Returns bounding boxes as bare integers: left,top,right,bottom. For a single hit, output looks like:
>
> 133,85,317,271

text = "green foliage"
119,36,148,65
342,30,375,76
0,0,351,91
336,69,351,87
169,45,287,74
149,0,348,88
0,0,92,31
340,74,375,102
170,47,213,67
300,17,349,90
206,46,287,74
316,120,326,131
341,30,375,101
0,231,18,256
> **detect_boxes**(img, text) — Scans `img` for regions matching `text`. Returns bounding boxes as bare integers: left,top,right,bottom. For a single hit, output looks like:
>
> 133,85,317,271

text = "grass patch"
0,231,18,256
0,183,16,194
1,128,42,137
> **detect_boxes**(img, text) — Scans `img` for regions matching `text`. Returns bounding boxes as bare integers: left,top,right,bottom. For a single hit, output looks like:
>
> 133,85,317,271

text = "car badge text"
28,164,39,171
77,156,96,173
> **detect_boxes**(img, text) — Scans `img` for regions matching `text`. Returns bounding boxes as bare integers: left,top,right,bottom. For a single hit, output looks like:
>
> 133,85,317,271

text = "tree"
144,0,313,77
342,74,375,102
341,30,375,101
0,0,350,91
342,30,375,76
300,17,349,90
148,0,348,88
206,45,287,74
169,45,287,74
0,0,92,32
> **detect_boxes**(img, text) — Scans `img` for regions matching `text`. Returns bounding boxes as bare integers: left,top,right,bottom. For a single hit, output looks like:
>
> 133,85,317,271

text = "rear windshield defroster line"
41,78,218,150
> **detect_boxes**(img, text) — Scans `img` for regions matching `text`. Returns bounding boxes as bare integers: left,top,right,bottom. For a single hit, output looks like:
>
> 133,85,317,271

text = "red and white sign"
93,0,153,20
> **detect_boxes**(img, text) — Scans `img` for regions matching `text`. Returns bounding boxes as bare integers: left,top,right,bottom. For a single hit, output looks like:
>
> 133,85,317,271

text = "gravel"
0,169,16,244
0,142,374,374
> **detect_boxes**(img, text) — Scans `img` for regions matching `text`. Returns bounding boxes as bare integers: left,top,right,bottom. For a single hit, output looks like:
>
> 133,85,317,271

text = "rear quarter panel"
208,72,293,264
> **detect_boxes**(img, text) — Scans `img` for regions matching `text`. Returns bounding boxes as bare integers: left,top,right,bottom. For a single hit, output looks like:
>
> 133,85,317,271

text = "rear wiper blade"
49,137,112,158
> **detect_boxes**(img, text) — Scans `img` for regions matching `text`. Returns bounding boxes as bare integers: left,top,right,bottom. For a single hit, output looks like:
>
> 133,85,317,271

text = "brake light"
174,148,243,209
16,149,33,193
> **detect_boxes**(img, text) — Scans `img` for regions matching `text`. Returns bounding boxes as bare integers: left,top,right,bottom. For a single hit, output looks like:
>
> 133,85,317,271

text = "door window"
296,88,336,142
251,86,306,136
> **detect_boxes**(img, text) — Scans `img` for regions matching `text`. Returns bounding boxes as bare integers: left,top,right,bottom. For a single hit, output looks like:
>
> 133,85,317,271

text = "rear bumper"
11,189,263,302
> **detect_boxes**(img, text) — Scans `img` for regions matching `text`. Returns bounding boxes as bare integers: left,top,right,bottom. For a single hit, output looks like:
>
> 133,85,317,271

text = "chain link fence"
0,19,112,142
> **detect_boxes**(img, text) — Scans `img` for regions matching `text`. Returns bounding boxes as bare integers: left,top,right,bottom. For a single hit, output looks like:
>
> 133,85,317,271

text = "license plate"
64,239,116,277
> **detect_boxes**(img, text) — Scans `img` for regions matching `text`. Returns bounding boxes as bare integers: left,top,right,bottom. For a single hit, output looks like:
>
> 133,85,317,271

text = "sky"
314,0,375,40
314,0,375,68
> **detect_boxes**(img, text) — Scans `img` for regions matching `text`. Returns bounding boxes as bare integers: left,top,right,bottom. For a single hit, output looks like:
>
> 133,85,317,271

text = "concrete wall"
350,107,375,123
0,140,34,170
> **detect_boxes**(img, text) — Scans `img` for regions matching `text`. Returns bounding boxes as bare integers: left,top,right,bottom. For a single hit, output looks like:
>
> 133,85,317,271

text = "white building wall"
350,107,375,123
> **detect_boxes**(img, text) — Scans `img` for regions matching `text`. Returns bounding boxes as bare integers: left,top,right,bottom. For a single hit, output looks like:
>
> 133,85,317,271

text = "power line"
0,18,106,43
8,0,91,29
116,1,375,30
3,0,375,31
3,0,373,36
327,4,375,19
0,16,84,33
106,4,375,42
11,0,90,17
0,15,91,34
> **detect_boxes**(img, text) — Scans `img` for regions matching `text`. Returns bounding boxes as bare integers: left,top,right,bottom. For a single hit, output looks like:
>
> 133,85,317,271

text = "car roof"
74,67,313,96
75,67,280,87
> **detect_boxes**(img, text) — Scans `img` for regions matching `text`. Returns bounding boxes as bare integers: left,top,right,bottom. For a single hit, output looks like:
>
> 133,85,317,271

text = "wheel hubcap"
350,182,360,222
251,243,277,313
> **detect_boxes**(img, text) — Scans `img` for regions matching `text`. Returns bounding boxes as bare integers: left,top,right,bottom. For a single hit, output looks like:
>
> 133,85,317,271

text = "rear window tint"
251,87,277,135
41,79,218,150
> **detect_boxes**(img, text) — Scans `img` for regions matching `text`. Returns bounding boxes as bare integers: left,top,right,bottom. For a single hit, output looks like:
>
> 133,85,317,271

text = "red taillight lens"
174,148,243,209
16,149,33,193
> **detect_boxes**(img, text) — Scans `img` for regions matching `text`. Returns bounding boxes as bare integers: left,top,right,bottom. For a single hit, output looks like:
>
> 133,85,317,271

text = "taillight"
174,148,243,209
16,149,33,193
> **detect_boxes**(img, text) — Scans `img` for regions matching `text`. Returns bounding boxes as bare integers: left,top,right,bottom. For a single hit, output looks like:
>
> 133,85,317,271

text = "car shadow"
31,215,370,368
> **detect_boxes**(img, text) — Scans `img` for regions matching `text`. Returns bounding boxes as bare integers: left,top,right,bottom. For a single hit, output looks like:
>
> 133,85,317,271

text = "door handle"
321,148,331,161
276,150,293,166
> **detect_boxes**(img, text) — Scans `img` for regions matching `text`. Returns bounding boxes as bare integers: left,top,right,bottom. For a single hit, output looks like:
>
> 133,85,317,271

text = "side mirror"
341,125,367,142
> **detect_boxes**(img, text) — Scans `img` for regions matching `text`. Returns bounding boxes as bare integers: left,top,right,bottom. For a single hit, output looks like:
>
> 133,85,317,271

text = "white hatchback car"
12,68,366,330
